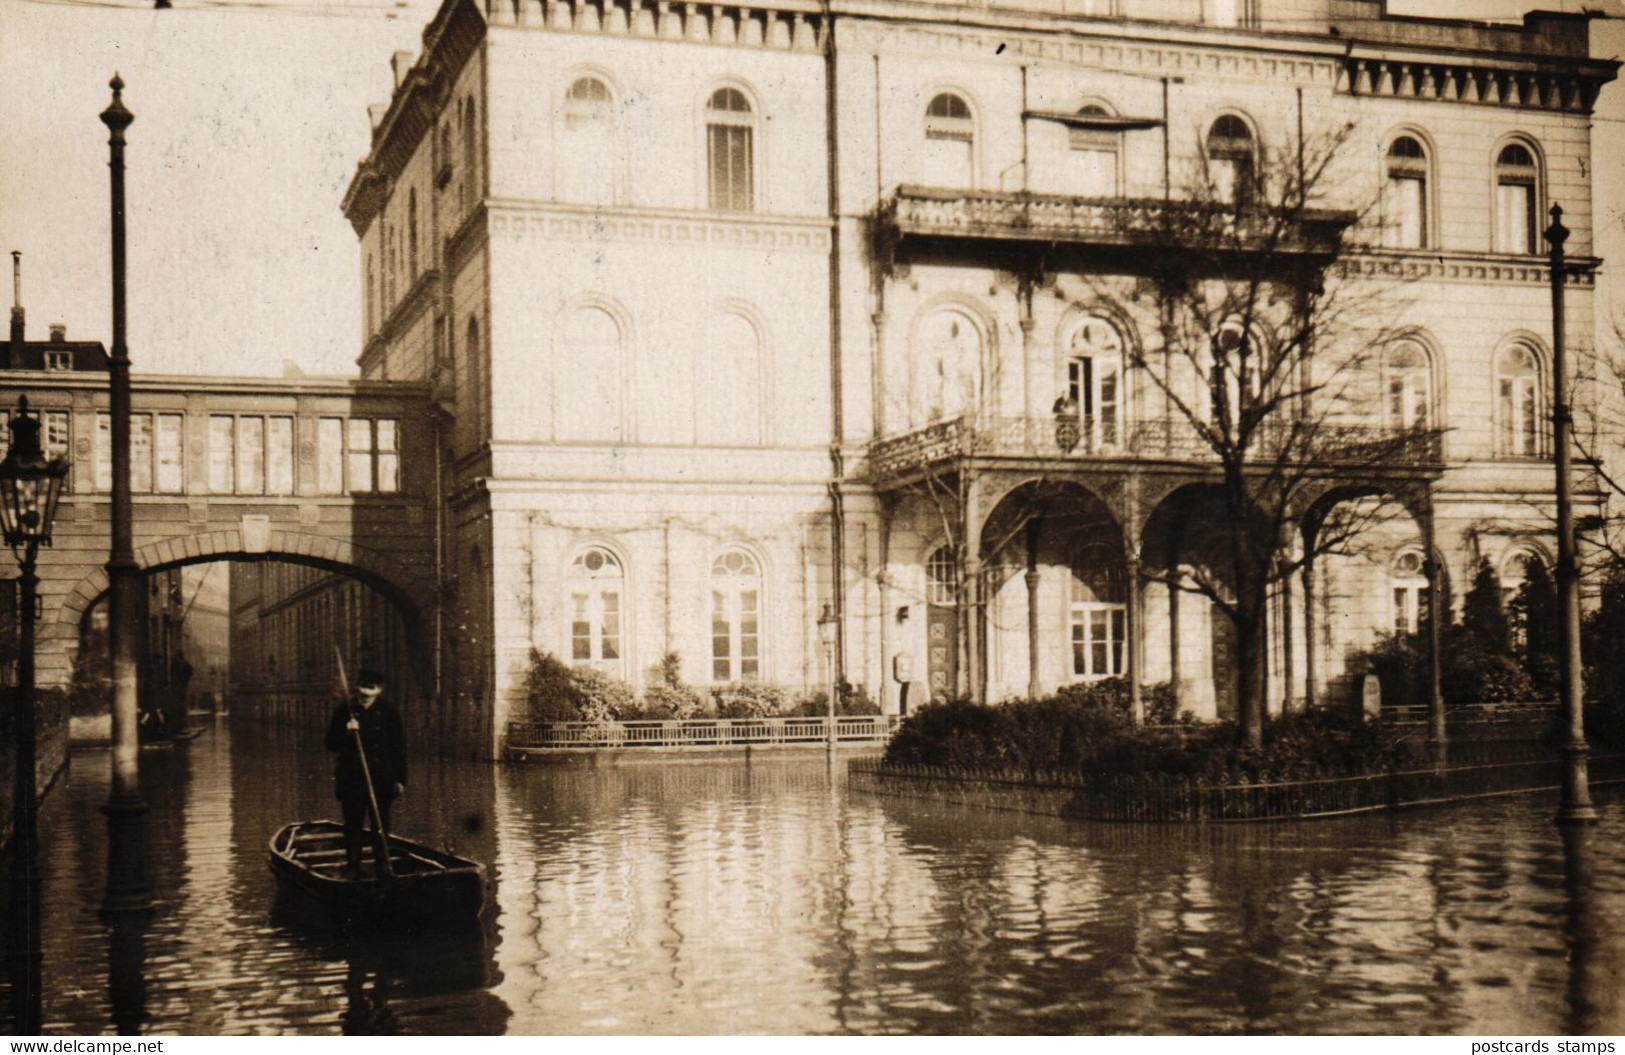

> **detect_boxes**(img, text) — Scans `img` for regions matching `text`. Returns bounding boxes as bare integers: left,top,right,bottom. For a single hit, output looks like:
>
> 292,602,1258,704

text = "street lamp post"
1,396,71,1035
1545,203,1598,826
818,603,838,750
99,74,152,915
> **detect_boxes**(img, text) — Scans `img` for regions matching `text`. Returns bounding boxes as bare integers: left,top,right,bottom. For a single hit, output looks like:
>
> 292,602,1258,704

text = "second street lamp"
1,395,71,1036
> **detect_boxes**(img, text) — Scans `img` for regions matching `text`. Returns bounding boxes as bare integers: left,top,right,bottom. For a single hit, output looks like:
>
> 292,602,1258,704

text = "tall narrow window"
1391,548,1431,634
1496,343,1542,458
209,416,235,494
707,88,755,212
318,417,344,494
376,419,400,493
927,546,958,606
156,413,184,493
1068,544,1126,679
1382,135,1430,249
1066,317,1125,451
558,307,623,442
561,76,616,205
913,308,982,426
407,189,419,279
236,416,265,495
923,92,974,188
1495,142,1540,255
1069,104,1120,198
1385,340,1431,430
698,313,762,445
461,97,478,212
567,546,624,675
267,416,295,495
1206,115,1255,206
347,418,375,494
710,548,762,683
464,318,483,443
130,415,153,493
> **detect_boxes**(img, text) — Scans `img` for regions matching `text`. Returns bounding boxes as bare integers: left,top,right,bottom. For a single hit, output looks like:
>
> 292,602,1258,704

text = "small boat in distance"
269,820,485,924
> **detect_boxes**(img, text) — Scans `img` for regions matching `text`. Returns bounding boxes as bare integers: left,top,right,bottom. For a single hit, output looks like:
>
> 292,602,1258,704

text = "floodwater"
3,720,1623,1035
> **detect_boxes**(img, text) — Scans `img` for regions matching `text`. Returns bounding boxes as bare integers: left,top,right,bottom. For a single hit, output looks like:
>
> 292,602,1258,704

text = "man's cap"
357,669,384,688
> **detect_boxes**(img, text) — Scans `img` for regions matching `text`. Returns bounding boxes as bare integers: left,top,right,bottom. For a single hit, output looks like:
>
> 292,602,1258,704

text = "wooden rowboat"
268,820,485,924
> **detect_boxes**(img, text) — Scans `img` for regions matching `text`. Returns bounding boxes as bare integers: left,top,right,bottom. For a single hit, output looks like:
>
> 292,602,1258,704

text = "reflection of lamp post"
1545,204,1598,826
1,396,71,1035
818,603,838,750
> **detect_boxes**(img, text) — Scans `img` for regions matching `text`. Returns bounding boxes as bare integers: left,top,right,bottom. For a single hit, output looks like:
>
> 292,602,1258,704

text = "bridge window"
208,414,295,495
711,548,762,683
568,546,624,676
210,417,236,493
4,408,74,492
100,413,184,494
318,416,400,494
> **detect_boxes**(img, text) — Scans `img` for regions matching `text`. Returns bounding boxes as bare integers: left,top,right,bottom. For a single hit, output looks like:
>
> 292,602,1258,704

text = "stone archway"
38,528,434,696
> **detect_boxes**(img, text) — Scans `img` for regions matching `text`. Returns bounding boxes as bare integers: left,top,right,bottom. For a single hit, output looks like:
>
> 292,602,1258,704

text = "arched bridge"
2,370,436,688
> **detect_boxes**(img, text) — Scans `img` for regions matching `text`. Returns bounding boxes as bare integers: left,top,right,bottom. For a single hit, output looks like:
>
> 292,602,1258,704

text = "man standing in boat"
325,669,408,879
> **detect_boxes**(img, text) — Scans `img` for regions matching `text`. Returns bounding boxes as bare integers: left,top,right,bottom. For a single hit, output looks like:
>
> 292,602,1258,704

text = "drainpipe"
823,1,847,687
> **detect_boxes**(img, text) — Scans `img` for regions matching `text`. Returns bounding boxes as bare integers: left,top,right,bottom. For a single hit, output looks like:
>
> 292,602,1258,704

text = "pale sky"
0,0,1618,377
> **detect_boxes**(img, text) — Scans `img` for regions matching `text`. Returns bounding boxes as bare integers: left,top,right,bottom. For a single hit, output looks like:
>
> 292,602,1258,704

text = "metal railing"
507,715,902,752
852,751,1625,822
884,186,1355,254
868,413,1442,483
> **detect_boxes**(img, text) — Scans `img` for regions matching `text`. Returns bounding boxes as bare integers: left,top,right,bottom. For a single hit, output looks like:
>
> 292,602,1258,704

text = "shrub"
523,649,581,722
790,680,883,717
570,665,640,724
640,653,707,719
712,681,788,718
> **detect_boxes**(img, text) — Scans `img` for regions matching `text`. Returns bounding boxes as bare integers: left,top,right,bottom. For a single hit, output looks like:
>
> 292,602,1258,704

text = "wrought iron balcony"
867,413,1442,486
879,185,1357,258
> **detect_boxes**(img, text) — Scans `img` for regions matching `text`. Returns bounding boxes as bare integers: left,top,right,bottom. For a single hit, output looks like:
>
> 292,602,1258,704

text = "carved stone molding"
488,206,831,252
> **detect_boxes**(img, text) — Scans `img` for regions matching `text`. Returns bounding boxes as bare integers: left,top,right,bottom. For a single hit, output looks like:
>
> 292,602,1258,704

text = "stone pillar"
1025,514,1042,700
1127,550,1143,725
963,475,984,703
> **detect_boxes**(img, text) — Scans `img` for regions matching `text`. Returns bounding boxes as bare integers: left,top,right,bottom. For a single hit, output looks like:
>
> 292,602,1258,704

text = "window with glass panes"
3,408,72,490
1385,342,1431,430
1066,317,1124,450
1495,344,1542,457
1068,551,1126,679
924,93,974,188
1495,142,1540,255
567,547,623,675
706,88,754,212
710,549,762,683
1382,136,1429,249
1391,549,1430,634
317,417,400,494
96,413,182,493
1206,115,1254,206
1068,105,1120,197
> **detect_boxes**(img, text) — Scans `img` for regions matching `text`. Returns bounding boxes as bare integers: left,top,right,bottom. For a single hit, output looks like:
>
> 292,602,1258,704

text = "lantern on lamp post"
817,603,838,750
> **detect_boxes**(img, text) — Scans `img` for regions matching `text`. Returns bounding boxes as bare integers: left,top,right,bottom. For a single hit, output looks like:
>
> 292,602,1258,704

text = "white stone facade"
343,0,1617,749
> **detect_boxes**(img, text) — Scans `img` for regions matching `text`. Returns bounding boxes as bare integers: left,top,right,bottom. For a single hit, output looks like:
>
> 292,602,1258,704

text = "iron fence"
851,752,1625,822
507,714,901,753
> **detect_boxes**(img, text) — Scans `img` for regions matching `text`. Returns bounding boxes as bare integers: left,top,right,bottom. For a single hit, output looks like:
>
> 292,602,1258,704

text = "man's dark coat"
325,696,408,803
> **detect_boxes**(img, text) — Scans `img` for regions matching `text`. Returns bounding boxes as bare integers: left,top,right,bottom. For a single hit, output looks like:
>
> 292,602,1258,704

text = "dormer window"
45,350,71,371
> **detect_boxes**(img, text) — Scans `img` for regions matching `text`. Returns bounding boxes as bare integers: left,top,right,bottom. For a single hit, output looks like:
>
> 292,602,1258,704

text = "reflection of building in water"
340,0,1615,748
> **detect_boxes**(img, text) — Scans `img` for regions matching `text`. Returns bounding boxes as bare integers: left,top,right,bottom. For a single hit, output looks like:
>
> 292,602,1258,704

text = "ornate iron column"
1546,204,1598,825
99,75,153,916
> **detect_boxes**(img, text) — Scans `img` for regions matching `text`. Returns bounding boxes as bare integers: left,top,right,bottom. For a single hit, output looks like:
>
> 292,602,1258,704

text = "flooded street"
4,720,1623,1035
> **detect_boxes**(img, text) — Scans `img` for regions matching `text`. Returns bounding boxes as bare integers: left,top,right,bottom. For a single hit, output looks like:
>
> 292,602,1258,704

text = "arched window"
913,308,982,426
924,92,975,188
1391,547,1430,634
710,548,762,683
1069,104,1120,198
1069,542,1126,679
1065,316,1125,451
1495,343,1543,457
1382,134,1430,249
1501,544,1546,607
707,88,755,212
407,190,419,278
561,77,616,205
558,306,623,442
567,547,624,675
439,124,454,185
1385,340,1431,430
1206,115,1255,206
698,313,762,445
1495,141,1541,255
461,97,479,211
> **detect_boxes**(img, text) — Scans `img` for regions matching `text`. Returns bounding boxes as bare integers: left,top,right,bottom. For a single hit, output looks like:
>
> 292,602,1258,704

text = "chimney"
368,103,389,131
391,50,415,90
7,250,22,369
49,323,66,343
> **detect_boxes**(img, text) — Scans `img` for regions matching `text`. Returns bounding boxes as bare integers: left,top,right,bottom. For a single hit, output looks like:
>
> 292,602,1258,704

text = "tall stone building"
338,0,1616,749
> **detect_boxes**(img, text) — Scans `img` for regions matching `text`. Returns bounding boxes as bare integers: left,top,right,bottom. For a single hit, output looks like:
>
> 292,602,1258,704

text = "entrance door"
1210,602,1238,721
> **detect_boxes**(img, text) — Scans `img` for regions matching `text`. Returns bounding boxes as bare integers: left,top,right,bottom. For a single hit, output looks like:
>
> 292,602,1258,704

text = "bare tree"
1085,124,1442,747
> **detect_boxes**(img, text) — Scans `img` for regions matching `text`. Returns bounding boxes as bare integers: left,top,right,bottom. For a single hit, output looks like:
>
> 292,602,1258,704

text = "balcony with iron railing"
866,413,1443,486
879,186,1358,257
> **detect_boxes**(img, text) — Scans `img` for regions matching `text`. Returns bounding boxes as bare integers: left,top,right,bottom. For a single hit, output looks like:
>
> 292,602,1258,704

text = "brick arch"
40,529,433,691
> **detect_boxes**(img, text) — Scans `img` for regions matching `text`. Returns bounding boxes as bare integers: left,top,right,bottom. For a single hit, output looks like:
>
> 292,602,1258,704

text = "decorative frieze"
1341,251,1598,288
484,0,826,52
488,205,831,251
